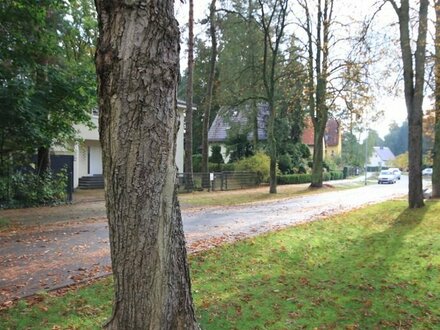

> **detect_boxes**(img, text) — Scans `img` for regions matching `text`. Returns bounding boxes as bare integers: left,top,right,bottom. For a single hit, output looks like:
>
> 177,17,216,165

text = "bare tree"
184,0,194,191
256,0,289,194
95,1,199,328
388,0,428,208
433,0,440,198
299,0,334,188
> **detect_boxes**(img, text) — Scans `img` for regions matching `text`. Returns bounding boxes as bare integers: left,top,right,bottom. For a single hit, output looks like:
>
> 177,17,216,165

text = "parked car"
389,168,401,180
422,168,433,176
378,170,396,184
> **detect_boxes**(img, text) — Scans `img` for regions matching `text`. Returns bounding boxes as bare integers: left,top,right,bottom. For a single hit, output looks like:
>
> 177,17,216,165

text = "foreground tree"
433,0,440,198
389,0,428,208
95,1,198,328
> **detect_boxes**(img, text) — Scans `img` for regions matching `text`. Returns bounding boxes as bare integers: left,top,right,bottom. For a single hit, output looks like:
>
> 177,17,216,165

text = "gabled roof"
373,146,395,162
208,104,269,143
301,118,341,147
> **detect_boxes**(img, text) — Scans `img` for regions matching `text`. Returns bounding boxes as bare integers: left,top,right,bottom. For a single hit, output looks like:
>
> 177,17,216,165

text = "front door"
89,145,103,175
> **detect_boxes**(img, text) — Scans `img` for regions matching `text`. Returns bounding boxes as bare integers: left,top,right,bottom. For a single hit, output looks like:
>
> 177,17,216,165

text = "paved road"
0,177,411,304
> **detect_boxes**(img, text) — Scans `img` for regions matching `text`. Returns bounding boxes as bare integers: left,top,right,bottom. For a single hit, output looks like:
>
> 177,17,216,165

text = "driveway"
0,177,410,304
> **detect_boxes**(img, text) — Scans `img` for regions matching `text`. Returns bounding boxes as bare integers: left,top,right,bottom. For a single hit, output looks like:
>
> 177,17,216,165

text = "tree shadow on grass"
192,203,440,329
286,204,437,329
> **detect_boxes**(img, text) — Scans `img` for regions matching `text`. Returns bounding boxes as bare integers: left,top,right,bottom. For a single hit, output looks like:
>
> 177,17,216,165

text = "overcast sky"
174,1,433,139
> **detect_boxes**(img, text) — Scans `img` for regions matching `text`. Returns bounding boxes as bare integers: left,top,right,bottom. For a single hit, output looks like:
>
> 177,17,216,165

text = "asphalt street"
0,177,412,303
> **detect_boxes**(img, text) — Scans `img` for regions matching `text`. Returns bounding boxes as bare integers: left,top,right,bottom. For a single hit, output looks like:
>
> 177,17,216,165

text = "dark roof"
301,118,341,147
373,146,395,161
208,104,269,143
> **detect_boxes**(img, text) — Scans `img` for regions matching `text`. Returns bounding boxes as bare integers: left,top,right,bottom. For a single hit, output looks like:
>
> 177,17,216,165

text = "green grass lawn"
1,200,439,329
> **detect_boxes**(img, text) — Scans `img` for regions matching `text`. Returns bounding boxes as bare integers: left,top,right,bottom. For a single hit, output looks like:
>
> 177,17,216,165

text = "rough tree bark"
433,0,440,198
389,0,428,208
95,1,198,328
184,0,194,191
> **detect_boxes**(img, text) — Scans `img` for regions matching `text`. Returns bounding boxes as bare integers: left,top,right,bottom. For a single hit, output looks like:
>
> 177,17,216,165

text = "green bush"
234,152,270,182
330,171,344,180
0,171,67,208
278,154,292,174
277,171,344,185
277,174,312,185
209,145,224,165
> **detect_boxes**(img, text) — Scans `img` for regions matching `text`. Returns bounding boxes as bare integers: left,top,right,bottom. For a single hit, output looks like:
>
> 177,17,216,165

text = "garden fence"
177,171,261,193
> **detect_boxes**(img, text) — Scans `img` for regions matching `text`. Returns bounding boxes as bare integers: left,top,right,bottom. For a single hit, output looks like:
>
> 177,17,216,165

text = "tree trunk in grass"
389,0,428,208
95,1,198,328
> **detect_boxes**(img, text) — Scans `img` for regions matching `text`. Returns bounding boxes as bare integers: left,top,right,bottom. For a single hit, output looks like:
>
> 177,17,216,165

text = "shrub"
0,171,67,208
234,152,270,182
330,171,344,180
277,171,344,185
209,145,224,165
277,174,312,185
278,154,292,174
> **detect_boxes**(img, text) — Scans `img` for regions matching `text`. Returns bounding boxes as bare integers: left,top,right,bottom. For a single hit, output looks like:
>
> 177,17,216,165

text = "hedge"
277,171,344,185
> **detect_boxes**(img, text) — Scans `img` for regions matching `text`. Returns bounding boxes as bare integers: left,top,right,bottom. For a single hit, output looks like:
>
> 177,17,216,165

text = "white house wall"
368,152,383,167
71,106,185,187
75,116,99,141
175,107,184,172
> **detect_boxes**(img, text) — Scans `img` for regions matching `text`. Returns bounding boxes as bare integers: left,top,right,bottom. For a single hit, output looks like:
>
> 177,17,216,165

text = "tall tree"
383,121,408,156
216,0,264,149
95,1,198,328
299,0,334,188
184,0,194,191
201,0,218,186
433,0,440,198
257,0,289,194
388,0,428,208
0,0,95,175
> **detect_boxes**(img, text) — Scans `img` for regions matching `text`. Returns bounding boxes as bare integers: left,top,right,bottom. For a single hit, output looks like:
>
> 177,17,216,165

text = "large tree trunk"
310,119,326,188
306,0,332,188
201,0,217,188
391,0,428,208
433,0,440,198
184,0,194,191
95,1,198,329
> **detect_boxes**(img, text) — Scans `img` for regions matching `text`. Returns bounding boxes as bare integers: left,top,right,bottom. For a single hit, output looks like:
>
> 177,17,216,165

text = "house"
208,104,269,163
55,100,187,189
368,146,395,168
208,105,342,161
301,118,342,157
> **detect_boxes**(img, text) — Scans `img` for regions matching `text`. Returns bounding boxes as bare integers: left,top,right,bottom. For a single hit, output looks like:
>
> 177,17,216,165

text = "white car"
378,170,396,184
422,168,433,176
389,168,401,180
